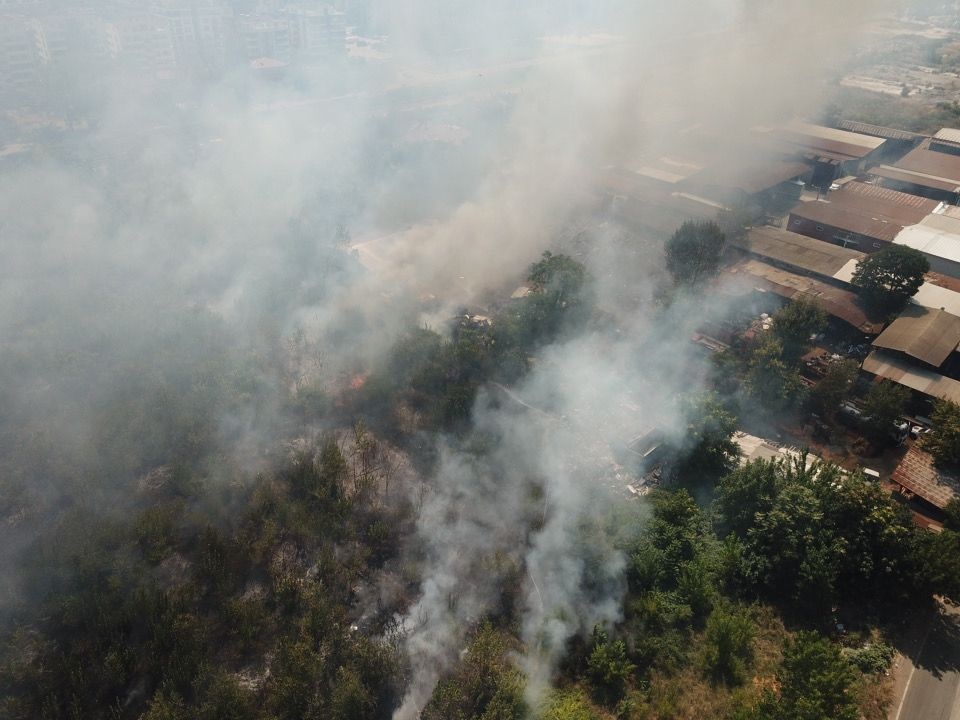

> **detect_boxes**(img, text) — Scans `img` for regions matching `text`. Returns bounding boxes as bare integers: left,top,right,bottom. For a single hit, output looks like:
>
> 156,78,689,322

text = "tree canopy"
664,221,726,286
527,250,588,305
921,398,960,468
809,359,859,418
851,246,929,315
745,337,807,410
860,379,910,446
754,632,859,720
673,392,740,480
772,298,827,362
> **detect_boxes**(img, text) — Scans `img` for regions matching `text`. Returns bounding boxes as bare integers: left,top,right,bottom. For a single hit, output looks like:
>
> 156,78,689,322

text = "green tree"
944,498,960,532
702,605,755,685
540,689,601,720
586,626,635,705
851,246,930,315
527,251,588,306
814,472,921,604
860,380,910,446
810,359,859,418
664,221,726,286
329,666,374,720
772,298,827,361
763,632,859,720
674,393,740,479
917,528,960,600
746,337,807,410
493,253,592,358
742,483,834,613
423,624,526,720
197,673,258,720
714,460,781,538
142,688,191,720
921,398,960,467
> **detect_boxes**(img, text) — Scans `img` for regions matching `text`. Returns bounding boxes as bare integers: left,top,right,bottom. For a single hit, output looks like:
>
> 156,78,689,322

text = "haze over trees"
664,221,726,287
3,3,959,720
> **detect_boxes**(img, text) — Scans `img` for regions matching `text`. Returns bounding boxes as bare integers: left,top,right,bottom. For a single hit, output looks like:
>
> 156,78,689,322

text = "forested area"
3,241,960,720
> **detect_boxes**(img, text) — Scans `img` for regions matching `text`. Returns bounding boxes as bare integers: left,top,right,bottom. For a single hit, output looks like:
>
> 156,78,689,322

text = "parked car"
840,402,862,419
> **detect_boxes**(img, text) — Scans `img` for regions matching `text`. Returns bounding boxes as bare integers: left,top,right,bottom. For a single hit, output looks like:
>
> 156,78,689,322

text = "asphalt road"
893,600,960,720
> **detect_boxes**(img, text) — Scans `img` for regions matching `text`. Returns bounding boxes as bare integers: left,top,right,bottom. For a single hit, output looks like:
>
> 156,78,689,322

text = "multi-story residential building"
151,0,233,72
285,3,346,64
104,10,177,78
0,15,44,97
238,13,292,62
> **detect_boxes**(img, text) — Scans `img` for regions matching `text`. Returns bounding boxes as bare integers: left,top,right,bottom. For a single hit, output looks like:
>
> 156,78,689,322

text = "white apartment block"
238,14,292,62
284,4,346,64
151,0,232,71
0,16,43,95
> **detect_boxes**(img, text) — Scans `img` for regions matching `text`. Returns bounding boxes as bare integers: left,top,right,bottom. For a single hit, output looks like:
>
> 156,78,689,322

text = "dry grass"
596,604,890,720
855,672,894,720
621,604,790,720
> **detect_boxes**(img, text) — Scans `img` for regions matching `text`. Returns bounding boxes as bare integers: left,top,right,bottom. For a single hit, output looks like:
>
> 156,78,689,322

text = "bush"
846,642,895,675
586,626,635,705
702,606,755,685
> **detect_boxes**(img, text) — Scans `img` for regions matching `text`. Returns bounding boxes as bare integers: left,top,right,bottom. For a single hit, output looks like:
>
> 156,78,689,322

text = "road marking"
893,661,917,720
894,609,938,720
949,679,960,720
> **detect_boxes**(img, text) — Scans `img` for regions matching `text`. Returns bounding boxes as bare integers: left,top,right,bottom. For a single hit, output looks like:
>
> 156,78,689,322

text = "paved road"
893,600,960,720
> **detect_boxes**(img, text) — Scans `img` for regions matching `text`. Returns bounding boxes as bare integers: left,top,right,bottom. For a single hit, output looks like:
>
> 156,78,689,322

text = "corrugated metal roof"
864,350,960,405
726,258,884,333
890,444,960,509
789,181,939,242
890,139,960,185
894,212,960,264
833,260,960,315
751,123,887,165
735,226,865,278
837,120,925,142
842,180,940,207
779,121,886,160
911,281,960,316
934,127,960,144
872,164,960,193
871,305,960,367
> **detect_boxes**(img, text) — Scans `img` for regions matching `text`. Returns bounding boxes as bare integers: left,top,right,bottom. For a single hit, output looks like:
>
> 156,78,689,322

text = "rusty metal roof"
891,445,960,510
891,138,960,185
789,181,939,242
726,258,884,334
871,305,960,367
